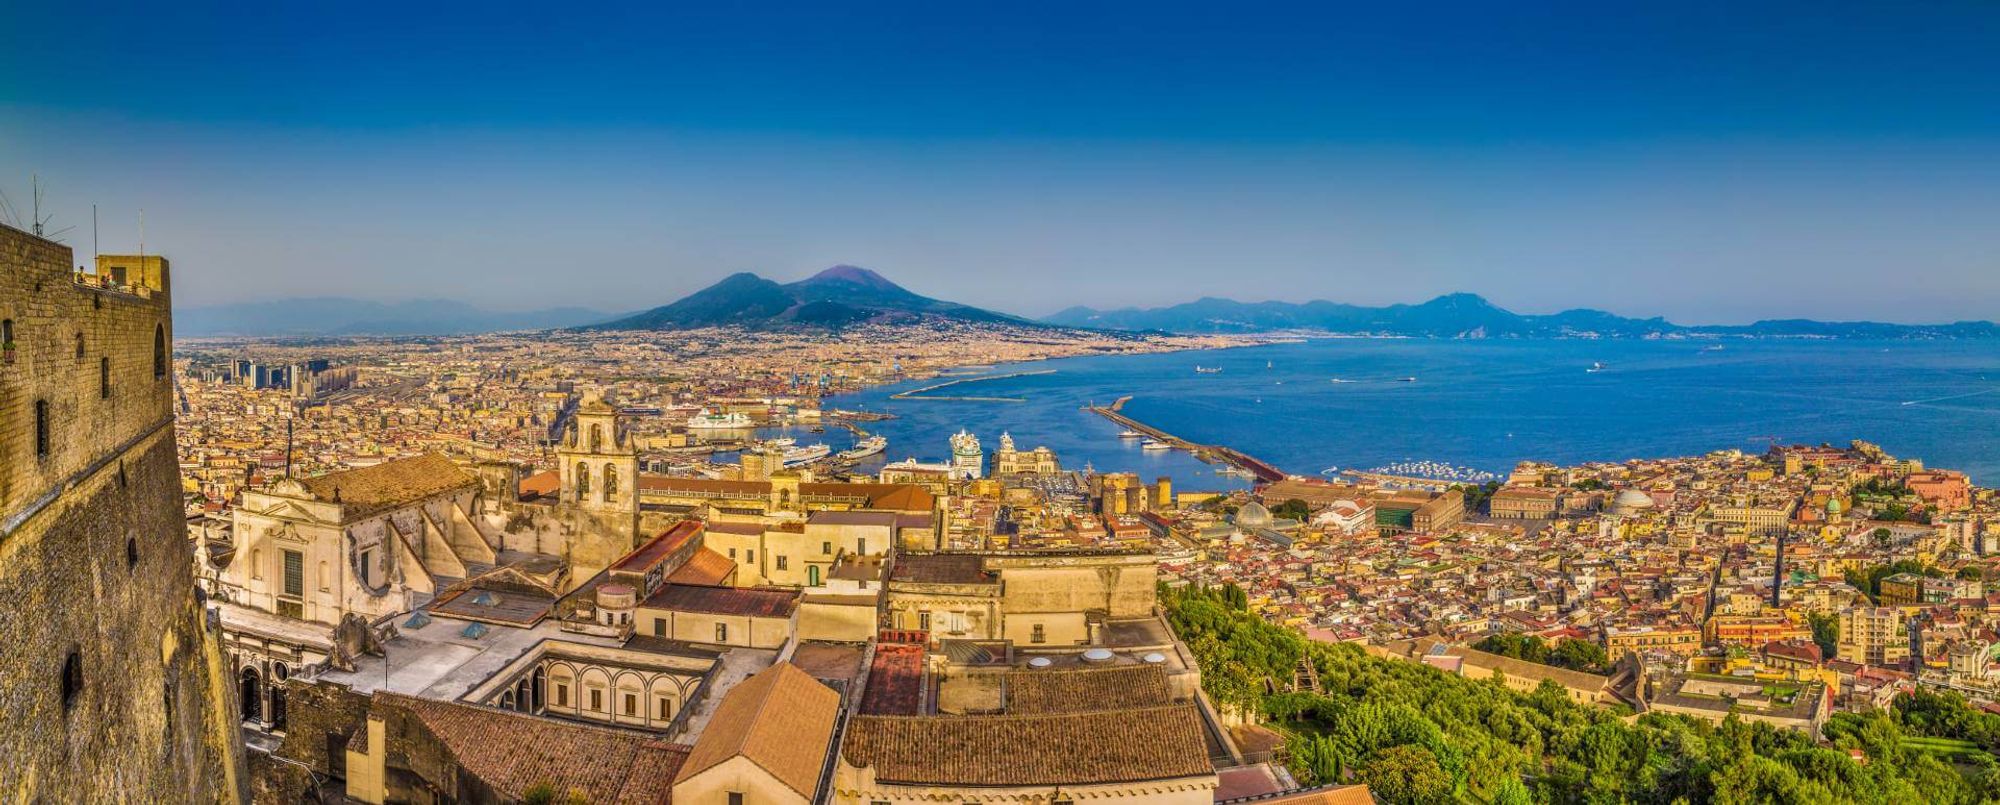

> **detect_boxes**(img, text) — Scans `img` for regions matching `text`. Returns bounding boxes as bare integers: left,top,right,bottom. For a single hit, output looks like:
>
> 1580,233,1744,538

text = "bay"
826,338,2000,491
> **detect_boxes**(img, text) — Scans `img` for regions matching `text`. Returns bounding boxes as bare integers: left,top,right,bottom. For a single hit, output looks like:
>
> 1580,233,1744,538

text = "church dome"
1236,501,1273,530
1610,489,1655,515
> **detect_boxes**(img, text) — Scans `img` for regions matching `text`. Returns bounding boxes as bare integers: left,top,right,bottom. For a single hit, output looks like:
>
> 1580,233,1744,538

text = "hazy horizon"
5,3,1998,325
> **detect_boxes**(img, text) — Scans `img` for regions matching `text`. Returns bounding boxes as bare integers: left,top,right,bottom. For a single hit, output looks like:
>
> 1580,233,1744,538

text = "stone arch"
603,463,619,500
546,661,579,712
579,666,611,714
613,670,646,719
590,424,604,452
239,667,262,722
648,676,680,724
575,461,591,499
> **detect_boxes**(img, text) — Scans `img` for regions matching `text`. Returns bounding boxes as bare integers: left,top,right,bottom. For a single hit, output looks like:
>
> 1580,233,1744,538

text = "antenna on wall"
29,175,74,242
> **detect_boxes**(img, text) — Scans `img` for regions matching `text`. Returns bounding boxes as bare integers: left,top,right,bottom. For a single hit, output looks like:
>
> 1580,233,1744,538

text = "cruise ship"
781,442,832,467
839,435,888,460
686,409,753,429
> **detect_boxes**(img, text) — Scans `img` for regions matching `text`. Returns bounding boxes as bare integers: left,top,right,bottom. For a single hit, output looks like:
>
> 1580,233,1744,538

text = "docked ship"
1141,439,1171,451
1117,429,1143,439
686,408,753,429
781,442,833,467
839,435,888,460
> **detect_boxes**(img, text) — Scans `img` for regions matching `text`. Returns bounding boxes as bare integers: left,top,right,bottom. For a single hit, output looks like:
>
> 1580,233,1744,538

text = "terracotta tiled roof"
666,548,737,587
641,583,799,618
841,704,1213,787
860,644,925,715
1004,664,1172,714
614,521,703,573
370,692,688,804
298,453,477,516
518,470,560,500
676,662,839,798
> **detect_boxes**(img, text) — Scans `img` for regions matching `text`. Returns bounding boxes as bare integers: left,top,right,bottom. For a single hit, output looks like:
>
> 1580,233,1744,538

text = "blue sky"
3,2,1998,322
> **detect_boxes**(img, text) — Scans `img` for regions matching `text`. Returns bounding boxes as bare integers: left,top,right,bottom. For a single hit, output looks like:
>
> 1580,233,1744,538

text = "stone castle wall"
0,223,245,801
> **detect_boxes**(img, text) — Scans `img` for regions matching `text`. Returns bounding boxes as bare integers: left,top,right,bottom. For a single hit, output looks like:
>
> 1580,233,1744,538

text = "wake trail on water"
1901,387,2000,407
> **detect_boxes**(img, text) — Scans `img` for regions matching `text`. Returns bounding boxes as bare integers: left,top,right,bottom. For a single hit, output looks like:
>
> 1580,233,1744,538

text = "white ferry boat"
1117,429,1143,439
839,435,888,460
687,409,753,429
781,443,832,467
1141,439,1171,451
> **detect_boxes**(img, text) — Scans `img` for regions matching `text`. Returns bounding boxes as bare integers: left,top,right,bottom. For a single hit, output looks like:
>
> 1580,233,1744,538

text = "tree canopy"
1162,583,2000,804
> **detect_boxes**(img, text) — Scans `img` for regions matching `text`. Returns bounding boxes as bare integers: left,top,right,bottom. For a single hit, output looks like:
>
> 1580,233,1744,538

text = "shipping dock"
1083,396,1288,483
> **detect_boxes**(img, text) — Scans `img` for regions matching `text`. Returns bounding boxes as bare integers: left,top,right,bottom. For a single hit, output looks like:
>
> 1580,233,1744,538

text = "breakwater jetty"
1083,397,1288,483
891,369,1057,402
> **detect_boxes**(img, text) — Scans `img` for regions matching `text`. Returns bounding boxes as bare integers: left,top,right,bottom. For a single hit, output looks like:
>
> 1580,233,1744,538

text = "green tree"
1807,612,1839,658
1361,745,1452,805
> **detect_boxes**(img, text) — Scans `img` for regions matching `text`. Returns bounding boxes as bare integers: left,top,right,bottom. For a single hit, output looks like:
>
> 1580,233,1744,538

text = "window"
623,693,636,716
357,548,373,588
918,612,931,632
603,463,619,499
1,319,13,363
589,688,603,712
776,556,788,571
590,424,603,452
250,549,264,580
35,400,49,459
555,684,569,707
153,324,166,379
653,618,666,637
857,538,866,555
99,357,110,399
282,550,304,597
575,461,590,498
727,793,743,805
745,550,754,564
715,623,729,643
61,650,83,710
75,333,84,359
656,695,671,719
823,541,833,555
1031,623,1046,644
126,536,138,570
728,548,737,560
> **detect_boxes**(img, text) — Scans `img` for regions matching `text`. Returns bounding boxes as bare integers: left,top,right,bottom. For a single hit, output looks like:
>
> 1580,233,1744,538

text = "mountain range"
589,265,1031,331
177,298,611,337
1044,293,2000,339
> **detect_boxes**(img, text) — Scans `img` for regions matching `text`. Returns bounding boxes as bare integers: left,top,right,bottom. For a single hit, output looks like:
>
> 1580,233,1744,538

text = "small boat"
1586,362,1605,373
1396,377,1417,383
1194,366,1223,374
1141,439,1171,451
1330,378,1354,383
1701,344,1725,352
1117,430,1143,439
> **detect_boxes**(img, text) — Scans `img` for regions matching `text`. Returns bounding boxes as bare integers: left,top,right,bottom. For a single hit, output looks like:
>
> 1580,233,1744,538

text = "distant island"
1045,292,2000,339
